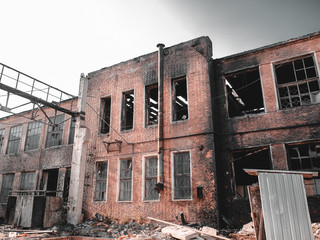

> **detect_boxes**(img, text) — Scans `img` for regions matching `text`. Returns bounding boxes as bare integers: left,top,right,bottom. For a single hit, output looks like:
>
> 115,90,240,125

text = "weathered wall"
213,33,320,227
83,37,218,226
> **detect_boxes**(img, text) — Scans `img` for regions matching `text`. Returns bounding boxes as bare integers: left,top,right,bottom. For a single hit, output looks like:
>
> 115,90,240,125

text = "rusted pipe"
157,43,165,184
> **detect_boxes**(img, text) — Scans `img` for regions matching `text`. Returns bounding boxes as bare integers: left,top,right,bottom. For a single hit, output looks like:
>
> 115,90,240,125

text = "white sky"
1,0,320,97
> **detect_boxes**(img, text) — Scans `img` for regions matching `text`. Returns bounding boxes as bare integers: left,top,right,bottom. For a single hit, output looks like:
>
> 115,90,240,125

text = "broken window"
172,77,188,121
173,152,191,199
233,147,271,198
0,129,5,151
275,55,320,109
68,119,75,144
6,125,22,154
45,115,65,148
25,121,43,151
225,67,265,117
146,84,158,126
121,91,134,131
144,156,159,200
40,169,59,196
20,172,35,190
100,97,111,134
0,174,14,203
287,143,320,195
95,162,108,201
119,159,132,201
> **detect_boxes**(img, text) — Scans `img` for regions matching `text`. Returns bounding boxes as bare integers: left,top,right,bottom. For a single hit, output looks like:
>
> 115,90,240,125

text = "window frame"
143,155,160,201
99,96,112,134
145,84,158,126
25,121,43,151
0,129,5,154
94,161,108,201
118,158,133,202
171,76,189,122
120,90,135,131
0,173,15,203
171,151,192,201
6,125,23,155
274,54,320,109
68,119,76,145
20,172,35,191
45,115,65,148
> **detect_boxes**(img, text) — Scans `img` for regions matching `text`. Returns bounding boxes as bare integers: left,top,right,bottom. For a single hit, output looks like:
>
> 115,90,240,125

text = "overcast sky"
1,0,320,97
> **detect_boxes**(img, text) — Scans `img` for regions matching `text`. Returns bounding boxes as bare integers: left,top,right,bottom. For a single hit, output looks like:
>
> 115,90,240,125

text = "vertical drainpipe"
157,43,165,184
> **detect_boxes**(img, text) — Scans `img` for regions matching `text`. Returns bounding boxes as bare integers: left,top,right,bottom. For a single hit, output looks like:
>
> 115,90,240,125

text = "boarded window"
225,68,265,117
287,143,320,195
146,84,158,126
119,159,132,201
68,119,76,144
100,97,111,134
233,147,272,198
20,172,35,190
0,129,5,151
0,174,14,203
145,156,159,200
25,121,43,151
45,115,65,148
172,77,188,121
95,162,108,201
275,55,320,109
173,152,191,199
121,91,134,131
6,125,22,154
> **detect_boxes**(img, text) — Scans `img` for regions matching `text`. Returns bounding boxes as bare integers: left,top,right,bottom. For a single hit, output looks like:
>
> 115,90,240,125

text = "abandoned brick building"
0,32,319,229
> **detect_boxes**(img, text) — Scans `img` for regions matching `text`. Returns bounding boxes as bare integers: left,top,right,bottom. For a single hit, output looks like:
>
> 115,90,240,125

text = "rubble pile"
313,223,320,240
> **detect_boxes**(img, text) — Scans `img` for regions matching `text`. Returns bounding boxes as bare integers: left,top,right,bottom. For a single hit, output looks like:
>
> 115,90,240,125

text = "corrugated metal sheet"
258,172,314,240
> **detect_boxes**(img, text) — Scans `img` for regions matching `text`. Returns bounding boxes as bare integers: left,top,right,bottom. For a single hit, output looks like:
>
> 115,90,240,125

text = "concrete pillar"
67,74,89,225
57,168,66,198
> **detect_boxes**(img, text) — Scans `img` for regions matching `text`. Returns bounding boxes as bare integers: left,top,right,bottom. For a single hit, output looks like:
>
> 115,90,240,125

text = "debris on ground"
313,223,320,240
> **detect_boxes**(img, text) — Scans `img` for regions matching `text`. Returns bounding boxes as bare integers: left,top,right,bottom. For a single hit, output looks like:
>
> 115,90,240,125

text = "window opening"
287,143,320,195
121,91,134,131
6,125,22,154
63,168,71,203
225,68,264,117
145,156,159,200
20,172,35,190
119,159,132,201
146,85,158,126
172,77,188,121
40,169,59,196
95,162,108,201
100,97,111,134
0,129,5,151
233,147,271,198
0,174,14,203
68,119,76,144
275,55,320,109
173,152,191,199
25,121,43,151
45,115,65,148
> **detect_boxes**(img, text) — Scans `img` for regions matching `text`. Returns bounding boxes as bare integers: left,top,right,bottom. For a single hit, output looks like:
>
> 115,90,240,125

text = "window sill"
172,198,192,202
143,199,160,203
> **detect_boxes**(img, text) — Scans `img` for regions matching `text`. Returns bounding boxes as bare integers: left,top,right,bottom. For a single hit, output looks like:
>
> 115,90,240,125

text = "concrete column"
67,74,89,225
57,168,66,198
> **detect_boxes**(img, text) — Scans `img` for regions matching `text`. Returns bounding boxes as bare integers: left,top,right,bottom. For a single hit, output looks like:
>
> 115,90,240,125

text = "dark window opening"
275,55,320,109
68,119,76,144
0,174,14,203
287,143,320,195
173,152,191,199
6,125,22,154
145,156,159,200
121,91,134,131
100,97,111,134
63,168,71,203
20,172,35,191
172,77,188,121
146,84,158,126
119,159,132,201
233,147,271,198
40,169,59,196
225,68,264,118
95,162,108,201
0,129,5,151
25,121,43,151
45,115,65,148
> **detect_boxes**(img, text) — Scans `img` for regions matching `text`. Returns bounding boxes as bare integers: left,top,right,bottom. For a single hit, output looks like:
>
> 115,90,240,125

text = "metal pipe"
157,43,165,184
